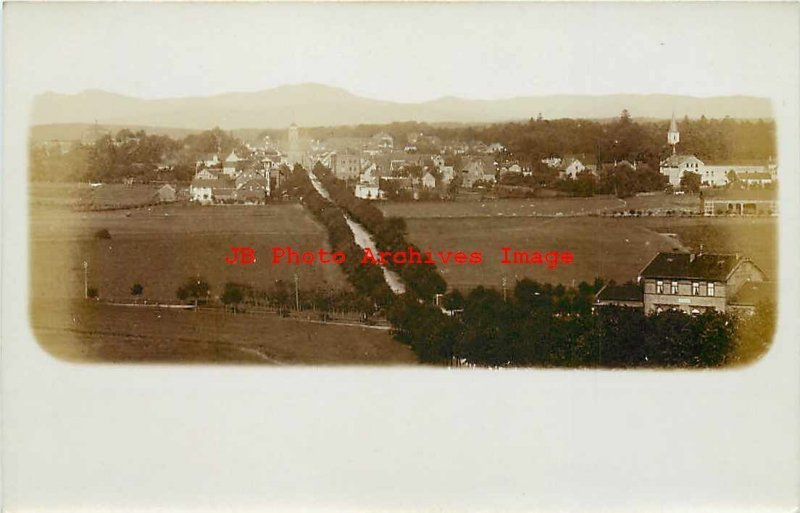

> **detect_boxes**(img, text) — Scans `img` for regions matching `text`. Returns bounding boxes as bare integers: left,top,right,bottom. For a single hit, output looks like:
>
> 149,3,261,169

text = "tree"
680,171,701,193
131,283,143,296
176,277,211,306
221,282,244,312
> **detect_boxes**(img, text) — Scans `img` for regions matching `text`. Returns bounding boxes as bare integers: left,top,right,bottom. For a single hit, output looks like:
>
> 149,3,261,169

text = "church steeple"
667,113,680,154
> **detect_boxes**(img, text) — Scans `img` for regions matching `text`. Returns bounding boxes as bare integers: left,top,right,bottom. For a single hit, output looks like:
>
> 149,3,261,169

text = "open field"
378,192,703,219
31,300,416,364
30,201,351,302
399,216,776,290
30,182,171,210
379,195,626,218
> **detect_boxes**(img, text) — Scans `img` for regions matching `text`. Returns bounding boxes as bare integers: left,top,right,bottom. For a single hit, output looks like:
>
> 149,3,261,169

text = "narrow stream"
305,169,406,294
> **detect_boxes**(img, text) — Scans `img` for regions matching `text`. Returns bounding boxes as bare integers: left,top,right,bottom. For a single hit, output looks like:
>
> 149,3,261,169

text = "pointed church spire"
667,112,680,154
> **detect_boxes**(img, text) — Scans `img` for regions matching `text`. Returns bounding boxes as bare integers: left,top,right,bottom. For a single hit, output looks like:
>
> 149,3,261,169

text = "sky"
5,2,798,102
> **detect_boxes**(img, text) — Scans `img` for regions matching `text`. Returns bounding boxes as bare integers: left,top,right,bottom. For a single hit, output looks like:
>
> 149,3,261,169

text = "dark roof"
661,154,702,167
729,281,775,306
596,282,644,302
640,252,744,281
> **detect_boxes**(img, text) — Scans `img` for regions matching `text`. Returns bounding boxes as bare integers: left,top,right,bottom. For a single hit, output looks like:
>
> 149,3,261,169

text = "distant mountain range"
31,83,772,131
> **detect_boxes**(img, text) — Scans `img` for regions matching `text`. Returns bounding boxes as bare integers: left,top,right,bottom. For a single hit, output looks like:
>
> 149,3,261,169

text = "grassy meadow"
30,190,350,302
33,299,416,364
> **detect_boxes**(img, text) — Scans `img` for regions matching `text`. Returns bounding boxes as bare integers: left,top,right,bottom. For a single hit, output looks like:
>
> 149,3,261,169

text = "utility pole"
294,273,300,311
83,261,88,299
502,276,507,303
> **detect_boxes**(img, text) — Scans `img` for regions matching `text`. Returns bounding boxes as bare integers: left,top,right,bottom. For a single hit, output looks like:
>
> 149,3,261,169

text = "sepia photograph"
3,2,799,512
29,43,777,368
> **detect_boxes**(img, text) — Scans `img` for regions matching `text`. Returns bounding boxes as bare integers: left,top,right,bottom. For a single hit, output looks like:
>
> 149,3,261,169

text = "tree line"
30,127,247,183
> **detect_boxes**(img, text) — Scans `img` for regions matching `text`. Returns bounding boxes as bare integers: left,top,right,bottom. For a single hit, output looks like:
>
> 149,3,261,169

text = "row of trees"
313,164,447,300
30,127,248,183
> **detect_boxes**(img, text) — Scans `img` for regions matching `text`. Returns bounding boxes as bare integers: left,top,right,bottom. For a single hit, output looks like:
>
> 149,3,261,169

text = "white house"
440,166,455,185
422,171,437,189
223,150,242,177
355,183,384,200
560,158,586,179
190,179,215,205
659,154,705,187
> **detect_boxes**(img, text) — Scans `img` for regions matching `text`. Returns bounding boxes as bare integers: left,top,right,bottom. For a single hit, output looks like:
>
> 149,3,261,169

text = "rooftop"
640,252,745,281
595,282,644,303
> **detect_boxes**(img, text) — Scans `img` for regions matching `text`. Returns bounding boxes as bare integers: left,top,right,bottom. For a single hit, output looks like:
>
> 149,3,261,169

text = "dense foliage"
30,127,245,183
388,279,772,367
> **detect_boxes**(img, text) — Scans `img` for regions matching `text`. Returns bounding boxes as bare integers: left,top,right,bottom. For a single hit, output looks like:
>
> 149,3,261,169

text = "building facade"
638,252,766,314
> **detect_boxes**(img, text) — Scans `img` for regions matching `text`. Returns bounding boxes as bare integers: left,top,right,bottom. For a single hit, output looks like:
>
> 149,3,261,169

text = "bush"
94,228,112,239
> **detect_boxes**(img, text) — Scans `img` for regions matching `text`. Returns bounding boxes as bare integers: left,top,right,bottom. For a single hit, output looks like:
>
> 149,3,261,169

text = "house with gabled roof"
638,252,767,315
659,154,705,187
223,150,244,177
595,251,771,316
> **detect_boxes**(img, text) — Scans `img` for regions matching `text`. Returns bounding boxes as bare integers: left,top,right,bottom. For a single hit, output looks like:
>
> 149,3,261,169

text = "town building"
331,151,361,180
660,154,705,187
595,251,771,316
355,183,384,200
639,252,767,315
223,150,242,177
460,157,497,187
287,123,302,166
422,171,437,189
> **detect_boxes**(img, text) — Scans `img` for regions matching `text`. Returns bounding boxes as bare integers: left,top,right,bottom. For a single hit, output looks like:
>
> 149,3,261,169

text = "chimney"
689,253,696,263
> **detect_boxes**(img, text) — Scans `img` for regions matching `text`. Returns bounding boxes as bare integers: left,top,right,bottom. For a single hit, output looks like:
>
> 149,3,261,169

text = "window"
707,282,715,296
692,282,700,296
656,280,664,294
671,281,678,295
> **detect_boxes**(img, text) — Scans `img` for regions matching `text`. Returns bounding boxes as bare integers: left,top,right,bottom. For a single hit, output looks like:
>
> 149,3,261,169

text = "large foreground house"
596,251,771,315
